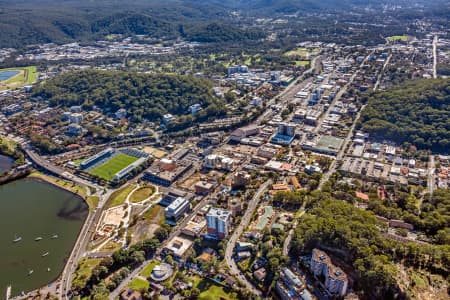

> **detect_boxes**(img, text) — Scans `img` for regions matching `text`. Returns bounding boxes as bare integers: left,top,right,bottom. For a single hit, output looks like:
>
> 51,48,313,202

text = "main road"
282,201,307,257
225,179,272,298
60,188,114,300
255,55,322,125
433,35,438,79
24,147,99,190
319,50,390,189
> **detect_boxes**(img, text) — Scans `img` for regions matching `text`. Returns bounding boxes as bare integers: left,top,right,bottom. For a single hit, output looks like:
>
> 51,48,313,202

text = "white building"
206,207,232,239
69,113,83,124
163,114,176,124
115,108,127,120
165,197,190,225
204,154,234,171
189,103,202,115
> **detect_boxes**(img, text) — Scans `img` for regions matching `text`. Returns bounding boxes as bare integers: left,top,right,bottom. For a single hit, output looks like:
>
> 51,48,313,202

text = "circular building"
150,263,173,282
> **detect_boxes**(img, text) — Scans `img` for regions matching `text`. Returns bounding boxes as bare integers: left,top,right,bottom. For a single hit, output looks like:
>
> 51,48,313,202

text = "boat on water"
28,270,34,276
51,234,58,239
47,268,51,272
35,237,43,241
5,285,11,300
13,235,22,243
42,252,49,257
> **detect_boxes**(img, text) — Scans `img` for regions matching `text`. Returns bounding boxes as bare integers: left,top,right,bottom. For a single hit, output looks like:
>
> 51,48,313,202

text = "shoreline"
5,175,91,299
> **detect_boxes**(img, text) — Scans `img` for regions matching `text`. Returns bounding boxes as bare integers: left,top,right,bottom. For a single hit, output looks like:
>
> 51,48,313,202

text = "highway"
60,188,115,300
225,179,272,298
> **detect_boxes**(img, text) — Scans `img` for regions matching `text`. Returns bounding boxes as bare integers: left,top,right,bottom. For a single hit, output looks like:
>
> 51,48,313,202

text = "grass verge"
107,184,136,208
128,277,149,291
129,186,155,203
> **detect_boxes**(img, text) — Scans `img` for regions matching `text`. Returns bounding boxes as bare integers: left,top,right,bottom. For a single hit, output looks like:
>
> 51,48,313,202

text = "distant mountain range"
0,0,448,48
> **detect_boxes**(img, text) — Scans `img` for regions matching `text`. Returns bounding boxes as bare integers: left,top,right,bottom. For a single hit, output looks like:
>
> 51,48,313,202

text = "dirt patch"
130,223,160,244
178,172,201,190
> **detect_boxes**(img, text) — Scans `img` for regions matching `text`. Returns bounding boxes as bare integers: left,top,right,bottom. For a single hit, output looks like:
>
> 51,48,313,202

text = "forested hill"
0,2,263,48
1,0,448,48
34,70,226,124
358,78,450,152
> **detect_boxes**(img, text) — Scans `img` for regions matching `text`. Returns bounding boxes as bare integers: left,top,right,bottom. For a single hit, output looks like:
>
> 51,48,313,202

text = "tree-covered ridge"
34,70,226,123
183,23,265,43
0,3,263,48
290,193,450,299
359,78,450,152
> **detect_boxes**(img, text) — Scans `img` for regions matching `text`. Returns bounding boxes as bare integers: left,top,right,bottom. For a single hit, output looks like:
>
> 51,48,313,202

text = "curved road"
60,188,115,300
225,180,272,298
282,201,306,257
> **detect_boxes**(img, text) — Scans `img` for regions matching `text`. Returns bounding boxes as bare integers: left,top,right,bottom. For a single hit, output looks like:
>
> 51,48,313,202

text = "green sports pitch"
88,153,139,180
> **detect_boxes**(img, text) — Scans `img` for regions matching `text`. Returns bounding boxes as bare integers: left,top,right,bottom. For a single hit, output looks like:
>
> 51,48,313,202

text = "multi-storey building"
206,207,232,239
165,197,190,225
311,248,348,297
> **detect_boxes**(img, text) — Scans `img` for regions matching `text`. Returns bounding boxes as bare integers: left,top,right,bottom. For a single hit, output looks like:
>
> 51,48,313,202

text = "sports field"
387,35,409,42
0,66,38,91
88,153,138,180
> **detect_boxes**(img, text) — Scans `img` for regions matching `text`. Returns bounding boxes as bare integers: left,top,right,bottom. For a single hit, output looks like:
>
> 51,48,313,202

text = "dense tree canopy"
291,193,450,299
34,69,226,124
359,78,450,152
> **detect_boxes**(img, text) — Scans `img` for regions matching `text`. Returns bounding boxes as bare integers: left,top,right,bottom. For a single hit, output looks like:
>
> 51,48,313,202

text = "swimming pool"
0,70,20,81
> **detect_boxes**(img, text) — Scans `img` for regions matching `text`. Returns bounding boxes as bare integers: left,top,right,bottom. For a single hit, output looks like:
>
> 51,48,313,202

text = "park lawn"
130,186,155,203
284,47,310,57
140,261,159,277
107,184,136,208
142,204,165,225
100,240,122,252
295,60,310,66
88,153,138,180
72,258,102,290
86,196,99,210
387,35,408,42
193,277,234,300
128,277,149,290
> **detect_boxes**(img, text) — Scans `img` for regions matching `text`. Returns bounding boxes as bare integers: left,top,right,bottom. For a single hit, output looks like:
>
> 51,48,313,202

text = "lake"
0,178,88,297
0,154,15,174
0,70,20,81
